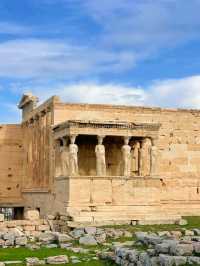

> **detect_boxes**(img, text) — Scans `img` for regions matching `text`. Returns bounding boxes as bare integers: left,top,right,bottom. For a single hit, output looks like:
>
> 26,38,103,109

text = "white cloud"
147,75,200,108
22,75,200,109
81,0,200,50
0,39,138,78
35,83,147,106
0,1,200,79
2,74,200,123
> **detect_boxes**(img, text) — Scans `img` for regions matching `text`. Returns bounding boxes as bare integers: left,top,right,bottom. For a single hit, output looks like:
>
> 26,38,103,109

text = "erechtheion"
1,93,200,225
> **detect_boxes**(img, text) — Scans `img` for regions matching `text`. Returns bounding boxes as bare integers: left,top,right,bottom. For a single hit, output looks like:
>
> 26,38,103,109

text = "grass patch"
0,247,116,265
102,216,200,233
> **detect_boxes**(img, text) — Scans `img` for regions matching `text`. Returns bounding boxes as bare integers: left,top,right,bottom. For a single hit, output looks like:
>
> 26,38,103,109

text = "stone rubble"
1,213,200,265
102,228,200,266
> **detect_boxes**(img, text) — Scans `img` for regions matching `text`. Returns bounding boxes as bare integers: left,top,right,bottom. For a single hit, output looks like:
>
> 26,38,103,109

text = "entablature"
52,120,161,140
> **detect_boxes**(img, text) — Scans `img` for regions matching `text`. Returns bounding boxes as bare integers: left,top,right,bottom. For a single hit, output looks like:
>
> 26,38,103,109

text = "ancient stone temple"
1,93,200,225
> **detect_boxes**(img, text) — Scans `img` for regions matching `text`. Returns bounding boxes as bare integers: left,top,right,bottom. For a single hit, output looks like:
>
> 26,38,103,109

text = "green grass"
102,216,200,233
0,247,116,265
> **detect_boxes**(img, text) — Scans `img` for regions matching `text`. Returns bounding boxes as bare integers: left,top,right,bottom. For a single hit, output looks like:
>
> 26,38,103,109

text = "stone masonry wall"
53,103,200,179
0,125,24,205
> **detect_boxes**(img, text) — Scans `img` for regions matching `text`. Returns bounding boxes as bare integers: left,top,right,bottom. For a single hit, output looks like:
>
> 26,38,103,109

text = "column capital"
141,137,151,147
97,135,105,144
70,134,77,144
123,136,130,145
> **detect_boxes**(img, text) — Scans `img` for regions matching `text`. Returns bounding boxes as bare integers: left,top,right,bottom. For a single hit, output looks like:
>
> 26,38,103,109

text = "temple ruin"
1,93,200,226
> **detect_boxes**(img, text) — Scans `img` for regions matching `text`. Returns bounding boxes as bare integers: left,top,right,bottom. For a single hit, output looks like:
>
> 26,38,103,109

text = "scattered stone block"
95,233,106,244
15,236,27,246
187,256,200,265
173,256,187,266
176,219,188,226
26,257,43,266
170,243,193,256
159,254,174,266
193,242,200,253
79,235,97,246
193,228,200,235
84,227,96,235
57,233,73,243
38,232,57,244
184,229,194,236
46,255,69,264
70,228,84,239
36,225,50,231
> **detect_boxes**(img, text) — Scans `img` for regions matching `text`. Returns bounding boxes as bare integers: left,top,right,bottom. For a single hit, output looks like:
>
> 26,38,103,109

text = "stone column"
150,138,157,176
95,135,106,176
121,136,131,177
139,138,151,176
69,135,79,176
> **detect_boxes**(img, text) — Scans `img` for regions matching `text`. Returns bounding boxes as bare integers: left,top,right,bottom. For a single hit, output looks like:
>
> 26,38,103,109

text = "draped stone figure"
140,138,151,176
121,137,131,177
131,141,140,175
60,144,70,176
95,136,106,176
69,135,78,176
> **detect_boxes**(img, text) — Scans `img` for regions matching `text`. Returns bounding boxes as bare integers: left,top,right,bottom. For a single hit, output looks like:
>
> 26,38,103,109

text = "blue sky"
1,0,200,123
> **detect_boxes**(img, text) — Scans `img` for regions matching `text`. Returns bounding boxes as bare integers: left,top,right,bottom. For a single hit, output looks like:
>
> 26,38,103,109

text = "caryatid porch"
53,120,160,178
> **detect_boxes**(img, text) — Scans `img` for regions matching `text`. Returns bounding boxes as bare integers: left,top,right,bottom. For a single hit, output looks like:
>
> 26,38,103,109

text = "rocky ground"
1,217,200,265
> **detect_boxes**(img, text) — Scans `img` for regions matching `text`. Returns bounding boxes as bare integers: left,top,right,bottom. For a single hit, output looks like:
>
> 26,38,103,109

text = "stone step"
70,211,180,221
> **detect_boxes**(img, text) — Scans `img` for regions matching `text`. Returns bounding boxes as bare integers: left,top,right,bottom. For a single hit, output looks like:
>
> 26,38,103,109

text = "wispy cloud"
0,1,199,80
0,39,138,79
2,75,200,124
17,75,200,109
80,0,200,49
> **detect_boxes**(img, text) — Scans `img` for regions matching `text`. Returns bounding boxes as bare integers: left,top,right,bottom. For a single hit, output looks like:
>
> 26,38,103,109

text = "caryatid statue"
60,138,70,176
131,141,140,175
140,137,151,176
95,135,106,176
69,135,78,176
121,136,131,177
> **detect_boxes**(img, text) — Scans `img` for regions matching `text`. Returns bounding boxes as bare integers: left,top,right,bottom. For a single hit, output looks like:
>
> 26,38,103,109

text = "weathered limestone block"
84,227,97,235
56,233,73,243
24,210,40,221
187,256,200,265
79,235,97,246
46,255,69,264
23,225,36,231
0,214,4,222
170,243,193,256
26,257,45,266
36,225,50,231
38,232,57,244
15,236,28,246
